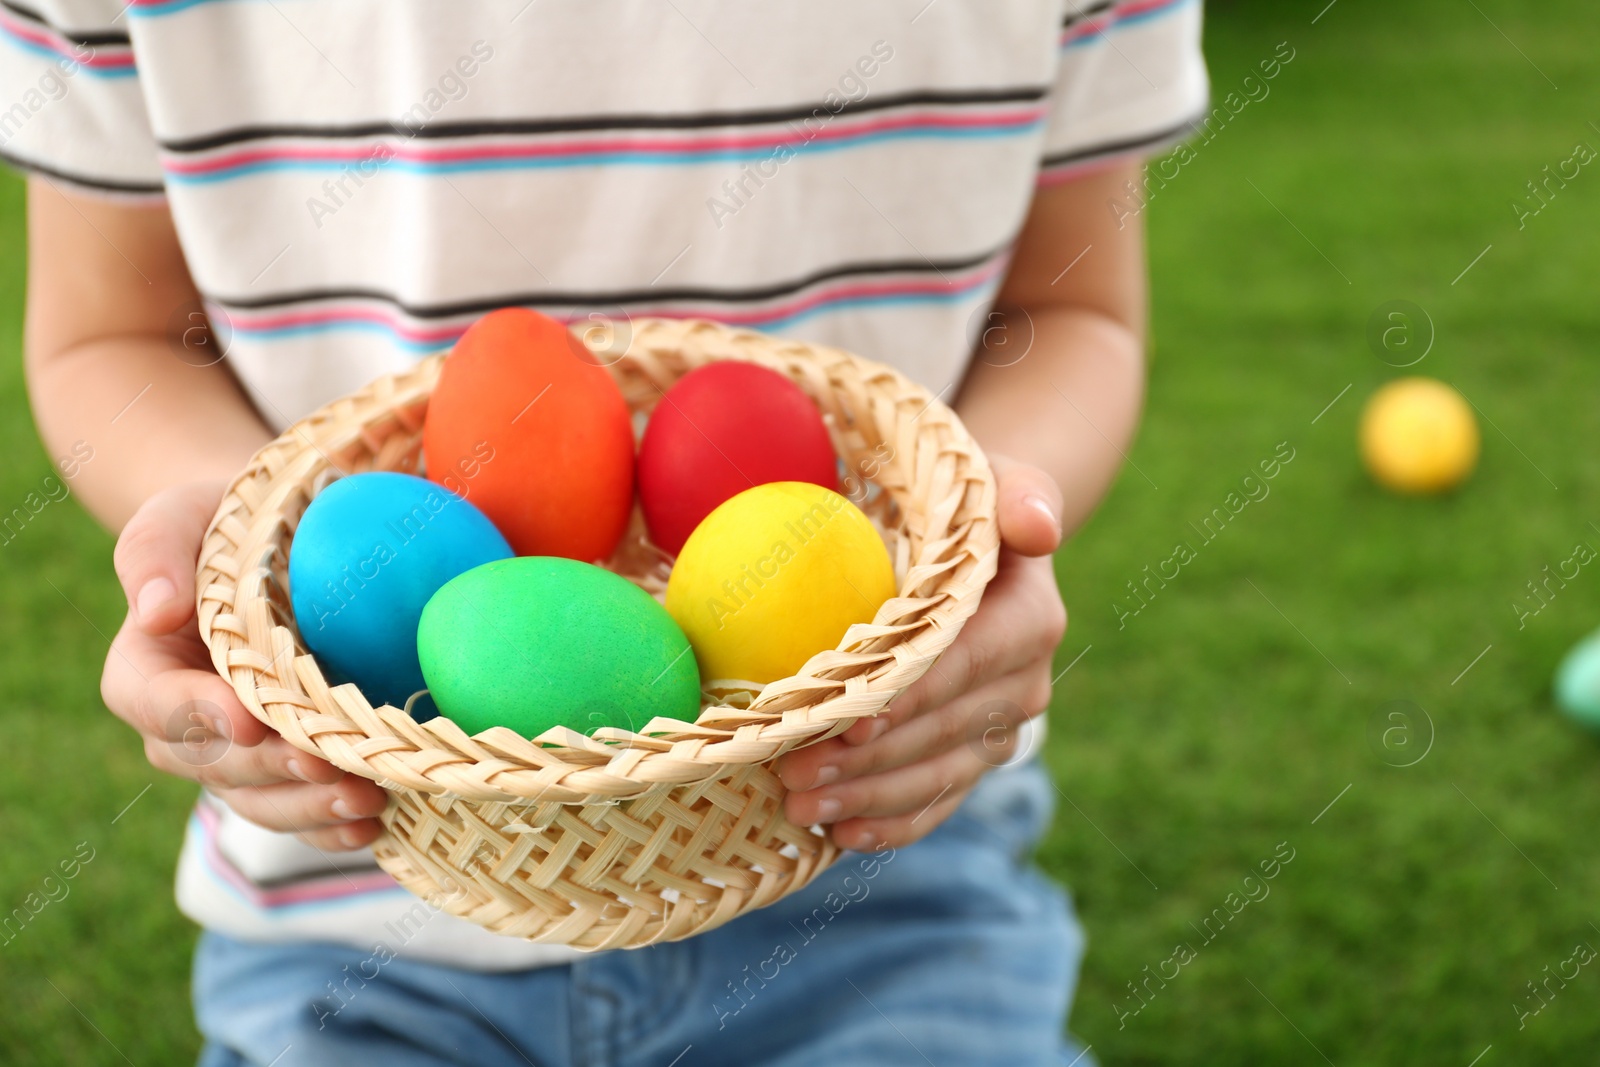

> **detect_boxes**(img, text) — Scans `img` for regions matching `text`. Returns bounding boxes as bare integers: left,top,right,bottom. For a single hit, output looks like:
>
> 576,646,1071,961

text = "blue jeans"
194,762,1090,1066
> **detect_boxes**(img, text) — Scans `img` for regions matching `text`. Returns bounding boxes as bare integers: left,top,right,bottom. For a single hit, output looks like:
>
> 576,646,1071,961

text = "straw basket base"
370,761,838,951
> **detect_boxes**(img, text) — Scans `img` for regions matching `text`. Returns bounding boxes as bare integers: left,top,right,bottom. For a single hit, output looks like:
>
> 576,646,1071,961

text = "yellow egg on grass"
665,482,896,686
1359,377,1480,494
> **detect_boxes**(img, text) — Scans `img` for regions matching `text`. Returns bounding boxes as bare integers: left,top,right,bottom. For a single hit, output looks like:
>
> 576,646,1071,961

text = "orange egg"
423,308,634,562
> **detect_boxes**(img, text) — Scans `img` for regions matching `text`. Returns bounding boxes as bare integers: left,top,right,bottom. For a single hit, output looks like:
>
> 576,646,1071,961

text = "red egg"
423,308,634,561
639,361,837,556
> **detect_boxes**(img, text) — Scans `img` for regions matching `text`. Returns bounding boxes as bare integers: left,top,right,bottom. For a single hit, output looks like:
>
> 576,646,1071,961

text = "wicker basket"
196,318,999,950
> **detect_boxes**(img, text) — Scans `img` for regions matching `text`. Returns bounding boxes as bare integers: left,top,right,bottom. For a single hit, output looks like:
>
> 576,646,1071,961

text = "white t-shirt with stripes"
2,0,1206,968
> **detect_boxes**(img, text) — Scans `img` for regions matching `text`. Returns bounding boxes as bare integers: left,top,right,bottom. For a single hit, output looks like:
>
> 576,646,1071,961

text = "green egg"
1555,628,1600,733
417,556,702,739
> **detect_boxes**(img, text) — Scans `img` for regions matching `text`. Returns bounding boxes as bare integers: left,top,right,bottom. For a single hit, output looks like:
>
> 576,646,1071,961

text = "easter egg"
423,308,634,561
664,482,895,685
1555,629,1600,732
1359,377,1480,494
289,472,512,710
638,362,837,555
418,557,701,738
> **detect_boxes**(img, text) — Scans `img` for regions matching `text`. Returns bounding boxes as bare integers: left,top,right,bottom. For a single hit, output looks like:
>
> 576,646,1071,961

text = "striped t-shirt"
3,0,1207,968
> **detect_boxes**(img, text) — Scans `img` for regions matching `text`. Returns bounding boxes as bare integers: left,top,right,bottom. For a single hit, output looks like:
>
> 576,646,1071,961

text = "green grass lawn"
3,0,1598,1062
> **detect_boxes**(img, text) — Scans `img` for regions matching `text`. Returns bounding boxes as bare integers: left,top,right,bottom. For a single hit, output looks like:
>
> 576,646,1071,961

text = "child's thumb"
112,481,225,636
990,455,1063,558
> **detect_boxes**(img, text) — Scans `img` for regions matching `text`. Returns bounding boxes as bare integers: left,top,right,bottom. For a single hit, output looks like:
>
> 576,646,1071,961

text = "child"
7,1,1206,1063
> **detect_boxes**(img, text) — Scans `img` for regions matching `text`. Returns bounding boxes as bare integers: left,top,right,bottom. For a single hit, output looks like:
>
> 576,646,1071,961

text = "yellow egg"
1359,377,1480,494
665,482,896,685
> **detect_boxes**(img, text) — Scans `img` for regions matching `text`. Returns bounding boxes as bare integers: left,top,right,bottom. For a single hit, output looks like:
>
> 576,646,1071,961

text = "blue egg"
288,472,511,710
1555,628,1600,733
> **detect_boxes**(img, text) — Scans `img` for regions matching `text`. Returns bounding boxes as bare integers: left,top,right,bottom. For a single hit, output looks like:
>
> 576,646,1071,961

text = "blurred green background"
3,0,1597,1062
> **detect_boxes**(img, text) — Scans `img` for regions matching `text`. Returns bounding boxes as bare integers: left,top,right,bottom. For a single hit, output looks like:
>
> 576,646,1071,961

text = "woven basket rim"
196,318,999,805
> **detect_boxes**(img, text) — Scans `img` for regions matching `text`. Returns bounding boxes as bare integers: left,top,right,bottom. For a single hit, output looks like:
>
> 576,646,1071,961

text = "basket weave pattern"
197,318,998,949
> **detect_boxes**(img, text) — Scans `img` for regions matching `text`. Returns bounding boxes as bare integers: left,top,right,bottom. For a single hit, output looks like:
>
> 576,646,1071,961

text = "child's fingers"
103,482,385,850
212,777,389,839
140,662,272,751
783,742,989,835
839,552,1065,745
295,821,385,853
828,780,973,852
779,665,1047,791
112,480,226,636
105,618,351,792
102,617,272,750
143,731,344,790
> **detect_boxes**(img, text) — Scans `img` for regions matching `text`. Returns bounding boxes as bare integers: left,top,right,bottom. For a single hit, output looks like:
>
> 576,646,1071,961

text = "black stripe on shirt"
159,85,1052,154
1061,0,1117,29
208,245,1008,320
244,861,388,892
1040,111,1206,170
0,144,165,194
1,0,131,48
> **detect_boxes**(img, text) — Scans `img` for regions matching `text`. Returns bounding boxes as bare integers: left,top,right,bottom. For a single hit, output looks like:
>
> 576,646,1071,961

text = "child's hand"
778,456,1067,849
99,481,388,851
